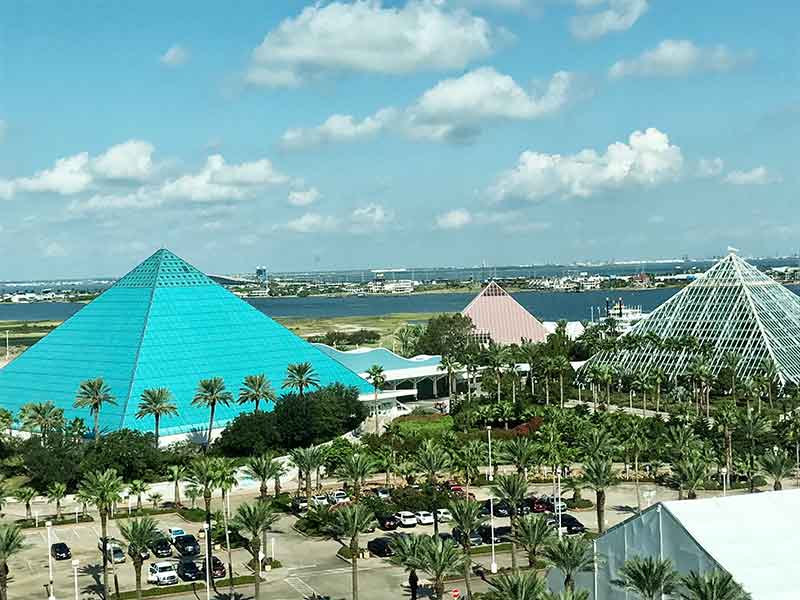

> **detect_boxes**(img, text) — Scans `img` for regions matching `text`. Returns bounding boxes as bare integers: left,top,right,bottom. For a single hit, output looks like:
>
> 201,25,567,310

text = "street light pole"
203,523,211,600
71,559,80,600
486,426,493,482
489,497,497,574
46,520,56,600
556,470,563,540
721,467,728,497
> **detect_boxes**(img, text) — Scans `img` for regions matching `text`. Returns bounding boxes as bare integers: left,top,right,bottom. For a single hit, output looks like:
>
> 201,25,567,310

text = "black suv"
148,537,172,558
51,542,71,560
452,528,482,546
477,525,512,544
177,560,203,581
376,513,399,531
367,537,394,557
560,515,586,534
173,534,200,557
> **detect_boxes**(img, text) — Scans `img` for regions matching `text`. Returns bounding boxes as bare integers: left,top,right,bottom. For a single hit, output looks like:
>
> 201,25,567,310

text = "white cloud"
282,67,576,148
288,187,321,207
436,208,473,229
490,127,683,202
246,1,498,87
41,241,67,258
610,40,754,79
697,157,724,178
160,44,189,67
570,0,648,40
92,140,155,180
16,153,93,195
350,203,395,232
281,212,340,234
724,166,780,185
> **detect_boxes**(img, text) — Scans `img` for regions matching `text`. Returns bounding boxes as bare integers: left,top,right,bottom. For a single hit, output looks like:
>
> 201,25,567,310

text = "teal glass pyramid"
0,249,370,436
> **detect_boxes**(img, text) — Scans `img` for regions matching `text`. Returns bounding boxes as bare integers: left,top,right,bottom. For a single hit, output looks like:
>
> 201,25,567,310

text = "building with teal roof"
0,249,371,437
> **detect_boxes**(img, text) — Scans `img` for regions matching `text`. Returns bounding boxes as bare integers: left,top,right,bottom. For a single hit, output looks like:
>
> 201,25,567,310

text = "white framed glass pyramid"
587,252,800,385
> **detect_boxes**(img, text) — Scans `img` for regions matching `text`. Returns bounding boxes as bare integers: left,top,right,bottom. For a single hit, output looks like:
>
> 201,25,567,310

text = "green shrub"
565,498,593,510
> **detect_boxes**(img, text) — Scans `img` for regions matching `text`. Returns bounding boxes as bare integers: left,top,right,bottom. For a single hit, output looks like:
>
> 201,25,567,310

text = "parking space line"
72,529,81,540
26,560,33,573
285,576,318,598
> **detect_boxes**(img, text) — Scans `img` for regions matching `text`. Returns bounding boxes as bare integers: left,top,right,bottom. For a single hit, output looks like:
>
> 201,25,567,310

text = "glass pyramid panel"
0,249,371,435
586,253,800,385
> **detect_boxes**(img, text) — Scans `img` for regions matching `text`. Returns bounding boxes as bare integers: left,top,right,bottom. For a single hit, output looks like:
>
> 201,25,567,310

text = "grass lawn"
393,414,453,435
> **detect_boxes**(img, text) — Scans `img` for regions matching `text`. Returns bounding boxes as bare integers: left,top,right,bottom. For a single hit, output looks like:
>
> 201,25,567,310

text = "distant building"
462,280,549,346
255,266,269,285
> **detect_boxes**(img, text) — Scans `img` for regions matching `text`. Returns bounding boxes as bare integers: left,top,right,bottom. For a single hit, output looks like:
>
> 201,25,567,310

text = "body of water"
3,285,799,324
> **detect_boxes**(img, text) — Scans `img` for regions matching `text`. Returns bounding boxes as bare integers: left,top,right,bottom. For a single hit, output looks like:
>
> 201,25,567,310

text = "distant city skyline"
1,1,798,279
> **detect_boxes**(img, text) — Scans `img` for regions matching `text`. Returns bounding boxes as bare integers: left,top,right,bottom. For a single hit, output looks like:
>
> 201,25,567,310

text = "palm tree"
491,473,528,572
135,388,177,447
449,499,485,599
74,377,116,441
680,570,751,600
47,482,67,520
454,440,483,494
501,437,538,478
736,409,771,493
611,556,680,600
366,364,386,434
673,456,708,500
186,456,219,561
338,453,376,501
192,377,233,448
148,492,163,510
290,446,325,504
13,487,36,520
413,439,451,534
419,535,468,600
513,514,556,568
184,485,201,510
0,523,26,600
484,570,547,600
760,358,778,410
485,342,509,403
246,453,276,501
438,355,462,401
20,401,64,443
759,447,792,491
723,352,741,405
238,374,276,413
282,362,320,399
231,501,279,600
118,516,160,600
167,465,185,507
651,368,666,413
785,410,800,487
128,480,149,511
583,456,616,533
543,535,595,592
553,354,571,409
79,468,124,599
389,532,426,600
327,504,375,600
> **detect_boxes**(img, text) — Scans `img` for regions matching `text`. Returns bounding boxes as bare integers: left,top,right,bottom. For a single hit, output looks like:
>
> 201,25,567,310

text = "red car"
527,497,548,513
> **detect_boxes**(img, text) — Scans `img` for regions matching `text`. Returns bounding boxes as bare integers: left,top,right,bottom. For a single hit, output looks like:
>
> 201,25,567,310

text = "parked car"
148,537,173,559
527,497,548,513
97,538,126,564
394,511,417,528
435,509,452,523
545,498,568,514
199,556,226,579
173,534,201,557
492,501,512,518
177,560,203,582
375,488,391,500
329,490,350,505
560,515,586,534
376,513,399,531
167,528,186,543
291,497,309,513
479,500,492,516
414,511,435,525
452,528,483,546
147,562,179,586
128,544,150,561
367,537,394,557
437,532,454,543
477,525,512,545
311,494,329,507
50,542,71,560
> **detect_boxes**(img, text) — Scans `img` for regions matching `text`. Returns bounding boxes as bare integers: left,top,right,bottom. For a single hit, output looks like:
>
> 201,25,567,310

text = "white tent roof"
663,490,800,599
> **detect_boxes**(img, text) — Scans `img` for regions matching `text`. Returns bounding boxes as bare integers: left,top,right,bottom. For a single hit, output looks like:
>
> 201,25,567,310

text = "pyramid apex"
113,248,216,289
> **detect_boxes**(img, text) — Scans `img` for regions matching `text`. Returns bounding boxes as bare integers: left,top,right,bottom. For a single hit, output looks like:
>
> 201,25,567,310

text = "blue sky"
1,0,798,279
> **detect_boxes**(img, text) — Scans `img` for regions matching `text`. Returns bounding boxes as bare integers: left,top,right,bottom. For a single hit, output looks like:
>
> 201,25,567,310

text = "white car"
394,511,417,527
541,496,568,513
329,490,350,505
311,494,329,507
436,509,453,523
415,511,435,525
167,528,186,543
147,562,179,586
376,488,391,500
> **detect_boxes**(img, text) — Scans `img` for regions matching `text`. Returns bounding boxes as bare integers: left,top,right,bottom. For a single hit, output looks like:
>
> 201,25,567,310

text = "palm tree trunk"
0,563,7,600
545,380,550,405
135,563,143,600
274,474,282,497
253,539,261,600
559,374,564,409
100,510,110,599
174,480,181,507
154,414,160,449
351,537,359,600
463,542,473,599
565,573,575,591
94,411,100,442
204,493,213,563
206,402,216,448
656,383,661,413
374,388,379,435
596,490,606,534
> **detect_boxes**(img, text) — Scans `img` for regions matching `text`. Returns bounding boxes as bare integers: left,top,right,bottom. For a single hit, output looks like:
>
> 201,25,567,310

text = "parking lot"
7,478,700,599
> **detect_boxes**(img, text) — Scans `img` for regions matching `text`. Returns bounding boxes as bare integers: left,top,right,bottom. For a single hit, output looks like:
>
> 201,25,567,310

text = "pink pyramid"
462,281,549,345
